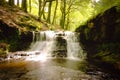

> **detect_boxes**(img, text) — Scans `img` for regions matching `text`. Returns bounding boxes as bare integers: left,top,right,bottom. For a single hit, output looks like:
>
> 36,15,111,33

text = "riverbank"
0,3,63,53
84,43,120,76
76,6,120,74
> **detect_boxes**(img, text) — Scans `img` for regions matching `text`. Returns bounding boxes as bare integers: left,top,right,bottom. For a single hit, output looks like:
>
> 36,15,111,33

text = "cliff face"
0,18,33,51
0,5,40,52
76,6,120,70
76,6,120,44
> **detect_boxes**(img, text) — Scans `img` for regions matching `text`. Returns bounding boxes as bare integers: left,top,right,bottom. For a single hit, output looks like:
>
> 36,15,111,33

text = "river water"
0,31,119,80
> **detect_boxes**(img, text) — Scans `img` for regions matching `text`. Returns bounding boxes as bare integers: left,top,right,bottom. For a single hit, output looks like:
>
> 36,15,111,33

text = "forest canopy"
1,0,120,31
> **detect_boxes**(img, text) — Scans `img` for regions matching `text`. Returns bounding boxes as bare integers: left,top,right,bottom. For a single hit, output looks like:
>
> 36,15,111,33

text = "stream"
0,31,120,80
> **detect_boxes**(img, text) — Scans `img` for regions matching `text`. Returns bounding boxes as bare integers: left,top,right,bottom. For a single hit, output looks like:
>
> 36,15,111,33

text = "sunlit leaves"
9,0,120,31
93,0,120,15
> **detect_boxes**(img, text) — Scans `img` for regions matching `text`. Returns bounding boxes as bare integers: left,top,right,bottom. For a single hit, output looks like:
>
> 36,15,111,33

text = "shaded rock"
52,33,67,57
76,6,120,44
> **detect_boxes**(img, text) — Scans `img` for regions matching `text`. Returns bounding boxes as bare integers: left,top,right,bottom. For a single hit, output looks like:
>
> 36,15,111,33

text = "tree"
17,0,20,6
38,0,42,20
29,0,32,13
47,1,53,23
60,0,66,29
38,0,47,20
22,0,27,12
9,0,14,6
52,0,58,24
0,0,5,5
65,0,75,30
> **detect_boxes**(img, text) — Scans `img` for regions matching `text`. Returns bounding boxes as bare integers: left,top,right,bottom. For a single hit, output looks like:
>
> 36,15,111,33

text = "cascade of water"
28,30,86,60
65,31,86,59
29,31,55,54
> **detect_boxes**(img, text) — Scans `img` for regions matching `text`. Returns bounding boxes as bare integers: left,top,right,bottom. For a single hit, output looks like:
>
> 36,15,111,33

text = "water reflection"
51,58,87,71
0,59,83,80
0,58,118,80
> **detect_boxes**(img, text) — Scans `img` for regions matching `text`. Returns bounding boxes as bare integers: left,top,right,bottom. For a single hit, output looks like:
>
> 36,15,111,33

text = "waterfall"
28,30,86,60
28,31,55,57
65,31,86,59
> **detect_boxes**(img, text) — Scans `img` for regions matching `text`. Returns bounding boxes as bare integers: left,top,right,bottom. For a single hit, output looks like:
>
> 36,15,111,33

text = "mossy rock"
0,43,9,54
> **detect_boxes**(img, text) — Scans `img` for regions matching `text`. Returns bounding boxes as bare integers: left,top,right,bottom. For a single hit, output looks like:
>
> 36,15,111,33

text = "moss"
93,43,120,64
97,43,120,53
16,15,42,31
0,43,9,54
49,25,55,30
9,40,18,51
102,54,120,63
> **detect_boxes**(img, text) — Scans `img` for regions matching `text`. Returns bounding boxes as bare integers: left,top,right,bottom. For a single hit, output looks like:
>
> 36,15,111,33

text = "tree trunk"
29,0,32,13
0,0,5,5
66,12,70,30
39,1,47,20
22,0,27,12
65,0,73,30
60,0,66,29
47,1,52,23
9,0,14,6
38,0,42,20
17,0,19,6
52,0,58,24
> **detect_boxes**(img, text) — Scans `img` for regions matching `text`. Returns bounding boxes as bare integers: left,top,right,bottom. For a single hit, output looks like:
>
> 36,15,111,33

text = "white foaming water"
64,31,86,60
26,30,86,61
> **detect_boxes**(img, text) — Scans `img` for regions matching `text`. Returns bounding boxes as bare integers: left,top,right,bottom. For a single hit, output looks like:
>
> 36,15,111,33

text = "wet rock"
52,49,67,57
20,53,29,56
52,32,67,57
35,52,41,55
0,43,9,54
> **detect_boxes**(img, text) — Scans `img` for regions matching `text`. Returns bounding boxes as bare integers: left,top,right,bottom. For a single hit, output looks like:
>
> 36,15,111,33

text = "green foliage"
29,0,39,16
94,43,120,63
16,0,94,31
116,5,120,13
97,43,120,53
3,0,120,31
93,0,120,15
16,15,42,31
84,28,90,40
9,40,18,51
49,25,55,30
96,51,120,63
0,43,9,54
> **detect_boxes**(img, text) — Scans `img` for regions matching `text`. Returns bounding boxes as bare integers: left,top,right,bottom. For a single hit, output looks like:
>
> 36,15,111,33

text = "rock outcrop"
76,6,120,70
